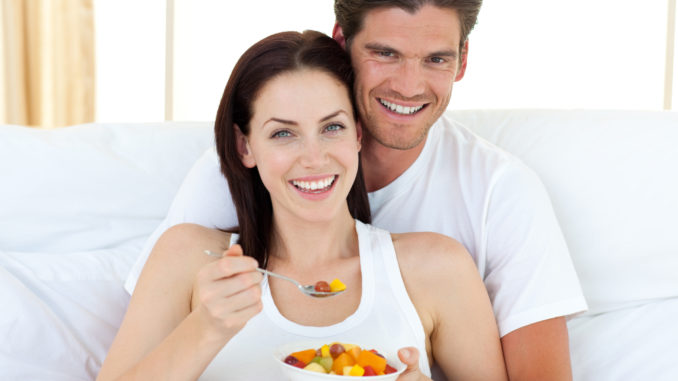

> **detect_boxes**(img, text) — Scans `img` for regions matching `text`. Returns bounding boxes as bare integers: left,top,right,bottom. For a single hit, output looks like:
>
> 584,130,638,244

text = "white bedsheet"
568,297,678,380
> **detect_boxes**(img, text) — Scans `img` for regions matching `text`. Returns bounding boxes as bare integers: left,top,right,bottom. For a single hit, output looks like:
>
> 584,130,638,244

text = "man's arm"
501,317,572,381
124,147,237,294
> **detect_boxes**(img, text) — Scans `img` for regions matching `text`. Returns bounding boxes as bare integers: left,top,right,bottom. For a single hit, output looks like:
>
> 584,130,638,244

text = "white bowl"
274,341,406,381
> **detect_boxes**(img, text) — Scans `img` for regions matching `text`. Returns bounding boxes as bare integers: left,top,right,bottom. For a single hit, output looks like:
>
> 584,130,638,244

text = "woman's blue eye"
272,130,291,138
325,123,344,132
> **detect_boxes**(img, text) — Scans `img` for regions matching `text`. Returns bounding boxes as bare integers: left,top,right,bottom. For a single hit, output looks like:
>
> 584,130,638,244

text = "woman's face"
239,69,361,223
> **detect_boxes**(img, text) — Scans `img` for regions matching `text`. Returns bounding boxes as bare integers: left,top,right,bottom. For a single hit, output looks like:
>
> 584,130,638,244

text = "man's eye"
272,130,292,138
378,50,394,57
429,56,446,64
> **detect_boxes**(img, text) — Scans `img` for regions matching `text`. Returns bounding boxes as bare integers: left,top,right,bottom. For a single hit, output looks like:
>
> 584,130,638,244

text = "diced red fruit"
369,349,384,358
314,281,331,292
384,364,397,374
363,365,377,376
329,343,345,358
316,348,322,357
284,355,306,369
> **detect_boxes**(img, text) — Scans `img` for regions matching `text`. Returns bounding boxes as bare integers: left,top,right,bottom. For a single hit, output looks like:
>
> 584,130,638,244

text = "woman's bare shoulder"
142,223,231,285
391,232,474,276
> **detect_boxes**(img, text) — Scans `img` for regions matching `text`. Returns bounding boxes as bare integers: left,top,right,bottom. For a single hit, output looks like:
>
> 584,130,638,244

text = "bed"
1,110,677,380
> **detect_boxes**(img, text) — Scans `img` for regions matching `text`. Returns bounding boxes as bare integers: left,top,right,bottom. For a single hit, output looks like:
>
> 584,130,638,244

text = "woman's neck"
267,207,358,270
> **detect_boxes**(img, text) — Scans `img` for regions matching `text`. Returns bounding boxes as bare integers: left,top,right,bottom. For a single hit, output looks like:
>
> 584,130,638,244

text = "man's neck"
360,134,427,192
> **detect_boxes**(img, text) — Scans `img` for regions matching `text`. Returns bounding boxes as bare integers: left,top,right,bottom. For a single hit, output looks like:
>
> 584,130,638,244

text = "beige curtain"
0,0,94,128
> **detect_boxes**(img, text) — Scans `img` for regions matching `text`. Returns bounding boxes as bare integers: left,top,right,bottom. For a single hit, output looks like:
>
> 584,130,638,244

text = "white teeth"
292,176,336,192
379,99,424,115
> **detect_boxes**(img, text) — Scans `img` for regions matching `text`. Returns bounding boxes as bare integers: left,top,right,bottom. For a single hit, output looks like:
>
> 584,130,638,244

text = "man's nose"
391,58,425,98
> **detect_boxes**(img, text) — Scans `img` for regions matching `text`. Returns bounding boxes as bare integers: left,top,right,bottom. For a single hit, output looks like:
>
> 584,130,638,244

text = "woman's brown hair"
214,30,370,268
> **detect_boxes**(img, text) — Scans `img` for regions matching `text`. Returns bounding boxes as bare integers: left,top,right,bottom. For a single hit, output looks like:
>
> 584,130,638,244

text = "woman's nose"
298,139,328,167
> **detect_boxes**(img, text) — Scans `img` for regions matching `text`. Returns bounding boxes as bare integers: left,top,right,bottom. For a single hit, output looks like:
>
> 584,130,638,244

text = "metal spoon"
203,250,345,298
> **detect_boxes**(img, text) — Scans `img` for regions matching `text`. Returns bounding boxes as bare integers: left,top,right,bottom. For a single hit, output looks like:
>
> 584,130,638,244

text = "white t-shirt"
125,111,587,336
200,220,430,380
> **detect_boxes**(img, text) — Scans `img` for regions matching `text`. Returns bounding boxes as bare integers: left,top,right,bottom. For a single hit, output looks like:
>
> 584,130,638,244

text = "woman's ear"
234,124,256,168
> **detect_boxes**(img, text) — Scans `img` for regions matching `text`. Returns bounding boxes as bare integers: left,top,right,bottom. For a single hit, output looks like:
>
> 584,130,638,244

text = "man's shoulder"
433,111,517,164
427,112,529,181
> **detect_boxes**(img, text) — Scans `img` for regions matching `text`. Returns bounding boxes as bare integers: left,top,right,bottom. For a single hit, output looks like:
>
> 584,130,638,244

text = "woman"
97,30,507,381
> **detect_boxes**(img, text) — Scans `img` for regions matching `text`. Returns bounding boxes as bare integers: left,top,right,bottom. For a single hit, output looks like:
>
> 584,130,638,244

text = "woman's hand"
396,347,430,381
193,244,263,341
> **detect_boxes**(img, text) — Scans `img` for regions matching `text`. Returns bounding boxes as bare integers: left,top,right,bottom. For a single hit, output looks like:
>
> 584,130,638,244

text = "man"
125,1,587,379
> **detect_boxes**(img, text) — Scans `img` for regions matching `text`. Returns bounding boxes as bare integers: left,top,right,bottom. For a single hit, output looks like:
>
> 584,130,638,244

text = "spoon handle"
256,268,302,288
204,250,304,289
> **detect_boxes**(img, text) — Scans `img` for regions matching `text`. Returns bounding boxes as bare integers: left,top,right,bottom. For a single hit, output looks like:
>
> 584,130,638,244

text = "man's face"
348,5,466,150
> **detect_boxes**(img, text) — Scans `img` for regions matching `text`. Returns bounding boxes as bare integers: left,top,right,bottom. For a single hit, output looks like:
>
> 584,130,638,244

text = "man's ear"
355,120,363,152
332,22,347,50
455,40,469,82
234,124,256,168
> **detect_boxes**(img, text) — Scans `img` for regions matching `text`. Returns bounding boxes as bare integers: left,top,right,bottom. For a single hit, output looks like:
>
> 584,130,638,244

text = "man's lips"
378,98,427,115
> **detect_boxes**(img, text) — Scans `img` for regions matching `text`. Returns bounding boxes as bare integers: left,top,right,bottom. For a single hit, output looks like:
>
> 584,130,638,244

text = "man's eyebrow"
429,49,458,59
364,42,400,54
364,42,457,60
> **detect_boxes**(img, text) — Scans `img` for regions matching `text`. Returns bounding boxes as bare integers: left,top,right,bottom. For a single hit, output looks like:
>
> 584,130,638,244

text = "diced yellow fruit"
320,344,331,357
329,371,337,375
342,343,358,352
329,278,346,292
343,366,354,376
304,362,327,373
348,364,365,376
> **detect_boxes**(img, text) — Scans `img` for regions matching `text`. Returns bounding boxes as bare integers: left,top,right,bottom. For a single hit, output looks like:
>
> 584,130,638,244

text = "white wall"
95,1,678,123
94,0,166,123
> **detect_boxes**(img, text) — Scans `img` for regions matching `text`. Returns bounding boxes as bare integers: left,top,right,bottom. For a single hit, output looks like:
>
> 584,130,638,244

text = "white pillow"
0,242,140,380
0,122,213,253
452,109,678,314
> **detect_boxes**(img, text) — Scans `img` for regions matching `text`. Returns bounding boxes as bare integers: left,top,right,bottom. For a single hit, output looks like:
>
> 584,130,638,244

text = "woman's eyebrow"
263,110,348,127
263,117,297,127
319,110,348,123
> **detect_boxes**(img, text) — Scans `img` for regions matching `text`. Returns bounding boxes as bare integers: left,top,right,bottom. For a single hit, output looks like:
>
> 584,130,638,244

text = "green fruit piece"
311,356,333,372
304,362,327,373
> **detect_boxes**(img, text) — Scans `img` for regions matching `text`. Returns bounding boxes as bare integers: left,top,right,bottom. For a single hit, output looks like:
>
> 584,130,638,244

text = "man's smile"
378,98,427,116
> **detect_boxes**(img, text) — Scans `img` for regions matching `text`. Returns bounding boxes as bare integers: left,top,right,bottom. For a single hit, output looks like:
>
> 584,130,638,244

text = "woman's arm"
97,224,262,381
395,233,508,381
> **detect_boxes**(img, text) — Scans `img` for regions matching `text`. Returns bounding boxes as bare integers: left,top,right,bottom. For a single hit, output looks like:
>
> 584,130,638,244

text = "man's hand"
396,347,430,381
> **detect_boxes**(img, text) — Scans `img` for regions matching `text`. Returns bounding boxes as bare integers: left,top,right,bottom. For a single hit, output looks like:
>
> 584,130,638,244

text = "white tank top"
199,220,431,380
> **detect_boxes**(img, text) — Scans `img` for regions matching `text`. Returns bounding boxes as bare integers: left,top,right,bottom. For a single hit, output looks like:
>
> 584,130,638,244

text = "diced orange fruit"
347,346,361,361
348,364,365,376
290,349,316,365
357,349,387,374
331,352,355,374
329,278,346,292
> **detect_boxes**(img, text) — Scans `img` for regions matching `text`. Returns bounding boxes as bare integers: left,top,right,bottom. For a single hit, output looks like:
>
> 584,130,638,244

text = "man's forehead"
355,5,462,50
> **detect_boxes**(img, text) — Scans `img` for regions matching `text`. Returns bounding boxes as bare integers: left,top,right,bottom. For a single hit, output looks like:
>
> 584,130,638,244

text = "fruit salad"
283,343,398,376
314,279,346,293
